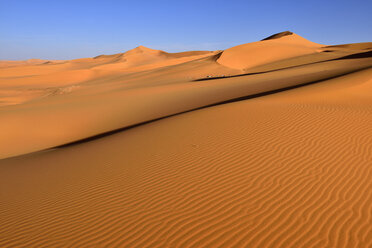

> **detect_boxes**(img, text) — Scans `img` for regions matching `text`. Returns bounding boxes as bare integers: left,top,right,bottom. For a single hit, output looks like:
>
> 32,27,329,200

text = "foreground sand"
1,32,372,247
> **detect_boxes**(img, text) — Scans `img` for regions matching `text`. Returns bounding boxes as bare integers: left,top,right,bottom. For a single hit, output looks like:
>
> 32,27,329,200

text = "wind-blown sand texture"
1,32,372,247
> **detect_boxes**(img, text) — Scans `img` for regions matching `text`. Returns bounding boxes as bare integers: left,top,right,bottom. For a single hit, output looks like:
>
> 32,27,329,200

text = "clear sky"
0,0,371,60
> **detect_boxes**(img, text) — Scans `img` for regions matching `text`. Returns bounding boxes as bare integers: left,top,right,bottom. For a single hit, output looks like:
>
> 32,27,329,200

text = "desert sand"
0,31,372,247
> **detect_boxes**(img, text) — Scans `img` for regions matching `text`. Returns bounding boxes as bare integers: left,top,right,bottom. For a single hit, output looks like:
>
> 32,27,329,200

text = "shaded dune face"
1,32,372,247
260,30,294,40
325,42,372,50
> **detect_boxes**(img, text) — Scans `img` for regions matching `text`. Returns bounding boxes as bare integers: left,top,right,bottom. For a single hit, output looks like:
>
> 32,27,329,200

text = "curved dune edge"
1,58,371,159
1,68,372,247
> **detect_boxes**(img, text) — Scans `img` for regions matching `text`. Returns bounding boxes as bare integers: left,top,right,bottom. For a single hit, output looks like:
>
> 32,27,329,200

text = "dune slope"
1,68,372,247
0,54,371,159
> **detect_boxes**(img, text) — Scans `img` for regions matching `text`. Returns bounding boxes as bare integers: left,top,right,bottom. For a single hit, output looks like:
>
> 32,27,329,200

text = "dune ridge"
1,32,372,247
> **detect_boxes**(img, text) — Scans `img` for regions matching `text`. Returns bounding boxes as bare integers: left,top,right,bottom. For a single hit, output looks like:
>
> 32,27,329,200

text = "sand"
0,31,372,247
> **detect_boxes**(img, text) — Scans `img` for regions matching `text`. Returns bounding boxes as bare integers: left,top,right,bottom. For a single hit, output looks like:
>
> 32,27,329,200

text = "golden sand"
0,32,371,247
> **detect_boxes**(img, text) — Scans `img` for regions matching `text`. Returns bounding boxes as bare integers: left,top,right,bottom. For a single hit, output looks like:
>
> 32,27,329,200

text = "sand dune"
0,59,54,68
0,32,372,247
217,31,323,70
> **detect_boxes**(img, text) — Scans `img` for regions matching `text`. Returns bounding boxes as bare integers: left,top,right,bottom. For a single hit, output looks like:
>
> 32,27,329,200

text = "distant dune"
0,32,372,247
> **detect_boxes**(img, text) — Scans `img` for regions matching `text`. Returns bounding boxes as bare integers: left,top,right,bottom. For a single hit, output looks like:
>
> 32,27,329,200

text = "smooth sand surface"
1,32,372,247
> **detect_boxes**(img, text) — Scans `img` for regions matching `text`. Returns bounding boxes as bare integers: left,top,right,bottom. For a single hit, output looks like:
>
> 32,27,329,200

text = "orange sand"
0,32,372,247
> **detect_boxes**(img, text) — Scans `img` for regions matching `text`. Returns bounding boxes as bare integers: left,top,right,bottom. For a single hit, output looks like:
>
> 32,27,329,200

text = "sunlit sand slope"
1,68,372,247
0,53,371,158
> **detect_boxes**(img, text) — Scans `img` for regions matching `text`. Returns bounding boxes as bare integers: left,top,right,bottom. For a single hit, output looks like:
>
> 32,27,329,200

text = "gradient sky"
0,0,371,60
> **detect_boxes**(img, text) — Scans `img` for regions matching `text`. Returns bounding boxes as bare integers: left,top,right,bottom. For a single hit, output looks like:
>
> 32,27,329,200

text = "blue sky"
0,0,371,60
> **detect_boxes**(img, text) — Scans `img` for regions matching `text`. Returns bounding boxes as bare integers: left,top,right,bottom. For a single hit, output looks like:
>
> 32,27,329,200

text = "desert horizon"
1,28,372,247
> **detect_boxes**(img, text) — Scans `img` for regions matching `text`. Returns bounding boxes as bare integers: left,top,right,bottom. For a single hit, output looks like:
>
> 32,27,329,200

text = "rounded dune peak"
124,45,164,56
92,46,164,62
261,31,323,47
217,31,323,71
135,45,153,50
99,45,168,69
